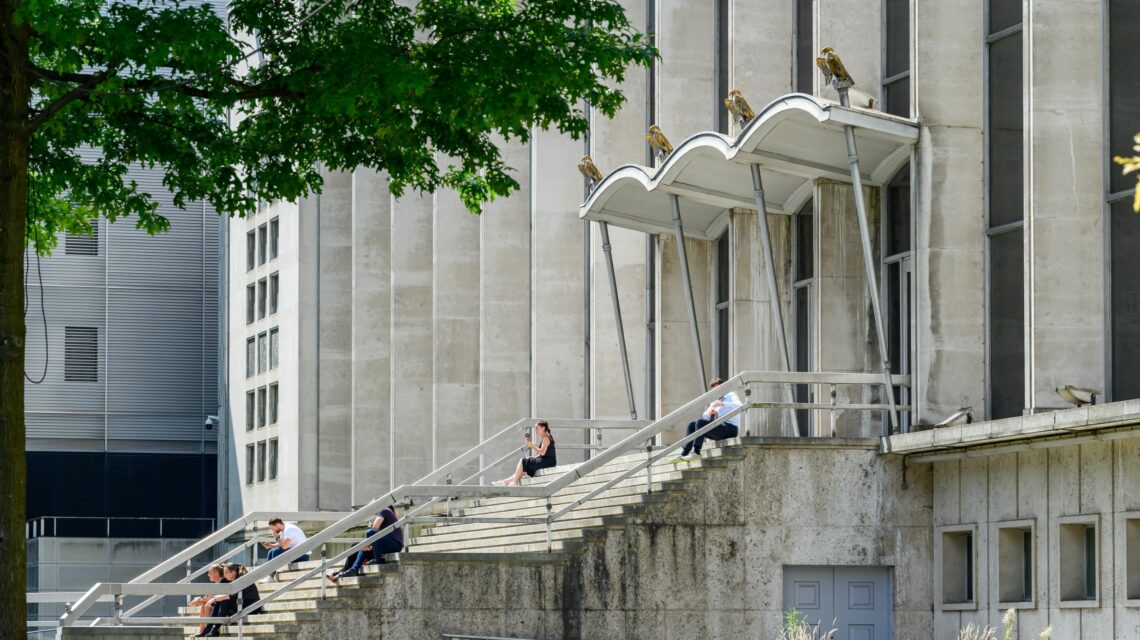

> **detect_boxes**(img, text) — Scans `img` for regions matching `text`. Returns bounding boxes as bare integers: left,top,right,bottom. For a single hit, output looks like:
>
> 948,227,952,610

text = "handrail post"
114,594,123,623
545,498,553,553
250,526,258,567
237,590,244,640
645,439,653,494
320,543,327,600
829,383,838,437
185,559,192,606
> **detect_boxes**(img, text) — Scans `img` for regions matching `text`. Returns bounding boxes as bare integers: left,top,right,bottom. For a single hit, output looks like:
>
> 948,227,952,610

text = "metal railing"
46,371,906,634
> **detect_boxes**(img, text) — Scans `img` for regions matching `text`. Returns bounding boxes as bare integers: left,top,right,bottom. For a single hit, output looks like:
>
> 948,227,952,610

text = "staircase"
177,441,747,639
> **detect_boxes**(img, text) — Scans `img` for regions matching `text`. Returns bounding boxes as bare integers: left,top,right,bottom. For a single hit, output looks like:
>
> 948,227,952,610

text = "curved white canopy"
579,93,919,240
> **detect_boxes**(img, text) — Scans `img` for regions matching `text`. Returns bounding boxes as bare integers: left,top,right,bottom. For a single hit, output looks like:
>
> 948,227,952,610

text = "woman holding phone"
495,420,556,486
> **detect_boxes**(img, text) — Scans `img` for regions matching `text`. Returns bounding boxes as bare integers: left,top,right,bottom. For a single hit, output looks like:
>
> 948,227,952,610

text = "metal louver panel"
65,227,99,256
64,327,98,382
26,413,104,441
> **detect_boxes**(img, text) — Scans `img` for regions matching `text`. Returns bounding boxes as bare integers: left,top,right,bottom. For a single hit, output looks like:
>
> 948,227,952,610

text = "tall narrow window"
65,227,98,256
269,273,279,315
882,0,910,116
268,383,279,424
268,439,279,481
269,328,279,370
793,200,814,435
1109,0,1140,401
64,327,98,382
257,386,267,428
257,278,267,320
715,0,731,133
246,285,255,324
795,0,814,93
987,0,1024,419
256,441,267,482
245,444,255,485
246,337,255,378
883,164,912,431
257,332,268,374
246,231,256,271
257,224,268,266
714,231,731,378
269,217,280,260
245,391,255,431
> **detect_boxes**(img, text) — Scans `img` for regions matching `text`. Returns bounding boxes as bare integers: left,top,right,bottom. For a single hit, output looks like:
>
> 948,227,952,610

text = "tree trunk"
0,0,30,635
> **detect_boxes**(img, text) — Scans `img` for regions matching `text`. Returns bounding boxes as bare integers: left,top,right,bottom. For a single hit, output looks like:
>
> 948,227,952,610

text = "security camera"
204,415,219,430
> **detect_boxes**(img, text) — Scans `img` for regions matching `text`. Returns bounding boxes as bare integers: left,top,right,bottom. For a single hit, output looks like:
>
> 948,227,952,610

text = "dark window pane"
989,229,1024,419
884,0,909,77
795,285,812,435
245,445,255,485
716,0,730,133
796,0,813,93
717,308,730,379
796,200,814,280
1110,0,1140,194
1112,200,1140,400
886,163,911,255
887,262,901,374
246,232,256,271
988,35,1024,226
883,77,910,118
990,0,1022,34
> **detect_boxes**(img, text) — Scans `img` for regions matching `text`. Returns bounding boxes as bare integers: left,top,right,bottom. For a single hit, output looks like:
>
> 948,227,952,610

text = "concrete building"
218,0,1140,636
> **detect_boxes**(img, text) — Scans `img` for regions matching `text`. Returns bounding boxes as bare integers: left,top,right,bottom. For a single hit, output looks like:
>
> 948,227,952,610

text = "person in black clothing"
195,563,260,637
327,505,403,581
496,420,556,487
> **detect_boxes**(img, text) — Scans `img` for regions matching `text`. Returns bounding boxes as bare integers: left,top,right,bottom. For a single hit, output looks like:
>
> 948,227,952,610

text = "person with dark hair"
195,564,260,637
327,505,403,581
262,517,310,562
671,377,741,462
495,420,557,486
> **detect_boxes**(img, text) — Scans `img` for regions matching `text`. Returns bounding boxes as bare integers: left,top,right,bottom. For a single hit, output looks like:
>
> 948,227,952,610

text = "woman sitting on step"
195,563,261,637
495,420,557,487
188,564,225,637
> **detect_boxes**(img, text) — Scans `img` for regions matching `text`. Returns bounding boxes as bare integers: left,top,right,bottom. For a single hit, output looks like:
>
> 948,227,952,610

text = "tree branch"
24,69,111,133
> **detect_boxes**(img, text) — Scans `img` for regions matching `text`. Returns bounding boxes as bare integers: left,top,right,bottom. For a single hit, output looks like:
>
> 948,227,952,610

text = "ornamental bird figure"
645,125,674,163
815,46,854,89
578,155,603,189
723,89,756,129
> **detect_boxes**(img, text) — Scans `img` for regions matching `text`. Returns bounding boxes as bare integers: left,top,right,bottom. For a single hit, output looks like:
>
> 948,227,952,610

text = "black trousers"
680,418,738,455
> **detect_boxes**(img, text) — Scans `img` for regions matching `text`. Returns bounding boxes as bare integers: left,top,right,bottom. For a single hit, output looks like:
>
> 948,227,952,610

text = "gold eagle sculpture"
815,46,853,88
645,125,674,163
577,155,604,188
723,89,756,129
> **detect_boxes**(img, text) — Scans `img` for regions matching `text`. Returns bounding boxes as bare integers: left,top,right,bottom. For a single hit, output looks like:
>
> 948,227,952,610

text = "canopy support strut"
749,164,801,437
837,87,900,434
669,195,708,392
598,221,639,420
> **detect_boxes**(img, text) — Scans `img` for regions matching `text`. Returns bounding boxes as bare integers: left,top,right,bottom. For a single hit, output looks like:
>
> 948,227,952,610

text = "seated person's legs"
679,418,711,455
704,422,739,443
266,547,282,561
373,536,402,561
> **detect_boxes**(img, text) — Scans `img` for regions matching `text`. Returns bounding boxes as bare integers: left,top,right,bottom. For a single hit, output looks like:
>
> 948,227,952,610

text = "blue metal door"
783,566,892,640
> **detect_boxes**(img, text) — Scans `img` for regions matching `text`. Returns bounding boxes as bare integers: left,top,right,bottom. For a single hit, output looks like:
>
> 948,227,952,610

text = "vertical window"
883,164,912,431
256,441,267,482
257,386,267,428
795,0,814,93
793,200,814,435
268,439,278,481
882,0,910,117
1059,519,1098,603
246,337,255,378
246,285,255,324
65,227,98,256
269,217,280,260
997,523,1034,604
246,231,256,271
987,0,1024,419
257,278,267,320
939,528,976,607
245,444,255,485
1109,0,1140,401
258,332,268,373
64,327,98,382
269,328,279,370
245,391,255,431
268,383,279,425
269,273,279,315
714,231,731,379
257,224,268,266
715,0,730,133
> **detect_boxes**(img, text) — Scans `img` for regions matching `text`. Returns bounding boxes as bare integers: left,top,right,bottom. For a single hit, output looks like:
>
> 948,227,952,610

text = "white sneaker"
681,452,700,461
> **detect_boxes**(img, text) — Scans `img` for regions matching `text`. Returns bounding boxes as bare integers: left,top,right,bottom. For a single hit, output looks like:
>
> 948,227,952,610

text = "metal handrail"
55,371,908,631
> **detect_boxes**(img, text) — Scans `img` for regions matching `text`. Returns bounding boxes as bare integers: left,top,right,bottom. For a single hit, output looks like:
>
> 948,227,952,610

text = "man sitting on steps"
261,517,310,581
670,377,742,463
327,505,403,582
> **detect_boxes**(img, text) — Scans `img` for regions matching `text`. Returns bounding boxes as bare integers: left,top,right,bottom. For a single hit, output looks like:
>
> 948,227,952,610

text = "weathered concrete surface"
61,628,183,640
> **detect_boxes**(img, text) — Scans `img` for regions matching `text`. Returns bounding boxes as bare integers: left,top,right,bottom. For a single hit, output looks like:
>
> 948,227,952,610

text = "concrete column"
315,170,353,510
731,0,794,112
816,180,880,437
531,130,587,419
433,188,481,473
1025,0,1105,410
731,210,793,436
480,142,533,445
816,0,881,104
350,169,392,502
389,193,435,486
912,0,986,425
657,0,715,136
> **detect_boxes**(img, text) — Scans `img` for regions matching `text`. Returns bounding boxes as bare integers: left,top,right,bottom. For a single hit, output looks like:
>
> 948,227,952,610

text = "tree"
0,0,654,634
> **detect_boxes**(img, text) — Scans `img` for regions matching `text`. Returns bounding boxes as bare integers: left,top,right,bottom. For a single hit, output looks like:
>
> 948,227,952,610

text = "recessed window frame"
245,390,255,432
269,217,280,260
1120,511,1140,605
713,228,731,380
256,440,267,483
269,272,279,315
257,277,267,320
257,332,268,374
245,337,255,378
268,438,278,481
936,524,978,610
246,231,256,271
880,162,913,433
257,223,268,266
269,327,279,370
993,519,1036,608
881,0,911,117
245,444,255,485
268,383,279,425
792,198,815,436
256,386,267,428
1056,514,1100,608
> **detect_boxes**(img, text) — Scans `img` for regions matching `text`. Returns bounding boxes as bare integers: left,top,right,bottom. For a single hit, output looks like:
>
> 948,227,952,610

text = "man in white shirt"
671,377,742,462
263,517,310,563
